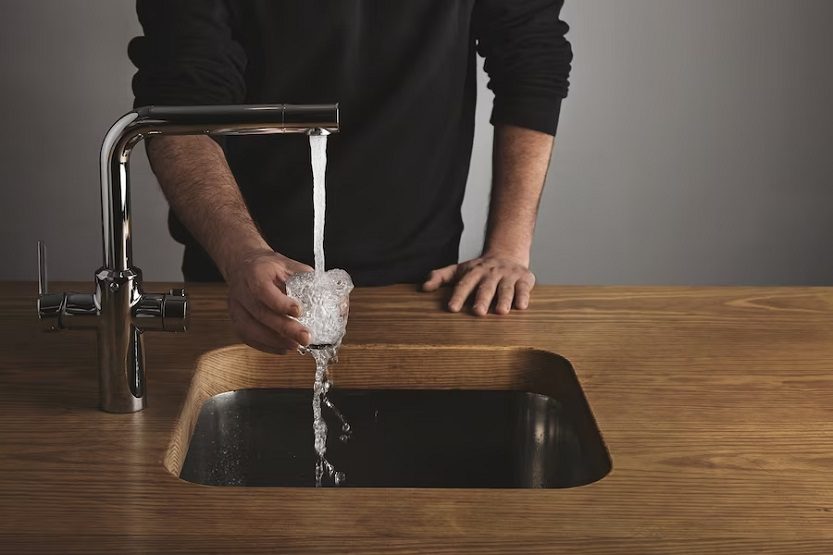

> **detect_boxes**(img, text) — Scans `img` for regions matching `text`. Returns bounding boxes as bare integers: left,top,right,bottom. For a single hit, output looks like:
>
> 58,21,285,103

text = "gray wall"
2,0,832,284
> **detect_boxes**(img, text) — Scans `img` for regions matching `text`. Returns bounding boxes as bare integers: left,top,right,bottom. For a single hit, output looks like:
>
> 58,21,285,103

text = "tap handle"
36,241,64,331
163,288,189,332
37,240,47,295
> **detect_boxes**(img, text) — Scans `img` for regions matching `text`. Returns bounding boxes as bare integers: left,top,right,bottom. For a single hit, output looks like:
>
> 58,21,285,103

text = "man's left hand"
422,253,535,316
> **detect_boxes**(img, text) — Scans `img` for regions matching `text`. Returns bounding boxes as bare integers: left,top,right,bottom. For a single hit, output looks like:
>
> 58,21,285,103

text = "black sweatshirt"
130,0,572,285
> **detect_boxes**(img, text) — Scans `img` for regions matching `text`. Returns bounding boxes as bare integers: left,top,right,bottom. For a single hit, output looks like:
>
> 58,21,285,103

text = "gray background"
2,0,831,284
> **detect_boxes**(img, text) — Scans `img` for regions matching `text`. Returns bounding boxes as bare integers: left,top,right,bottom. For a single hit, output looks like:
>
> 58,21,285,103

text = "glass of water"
285,269,354,349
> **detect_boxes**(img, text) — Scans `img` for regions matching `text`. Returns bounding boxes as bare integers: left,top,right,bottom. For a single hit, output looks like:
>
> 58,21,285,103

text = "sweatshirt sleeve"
128,0,247,108
473,0,573,136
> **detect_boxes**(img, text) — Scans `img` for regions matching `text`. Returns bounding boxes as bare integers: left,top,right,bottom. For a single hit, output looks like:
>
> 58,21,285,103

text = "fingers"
514,275,535,310
448,265,534,316
473,277,500,316
422,265,457,292
448,269,482,312
245,297,310,346
495,278,516,315
241,264,309,345
290,261,314,274
256,280,302,318
226,252,317,355
425,257,536,315
229,299,297,354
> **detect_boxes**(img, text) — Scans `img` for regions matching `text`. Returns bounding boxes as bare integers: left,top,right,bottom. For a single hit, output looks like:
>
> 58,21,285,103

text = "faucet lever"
37,241,47,295
36,241,64,331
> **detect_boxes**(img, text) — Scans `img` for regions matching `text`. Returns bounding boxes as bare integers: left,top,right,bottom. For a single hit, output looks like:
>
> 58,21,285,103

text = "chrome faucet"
37,104,340,413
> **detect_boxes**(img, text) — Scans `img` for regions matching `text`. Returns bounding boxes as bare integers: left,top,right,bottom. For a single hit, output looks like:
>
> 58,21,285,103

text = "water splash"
308,345,351,486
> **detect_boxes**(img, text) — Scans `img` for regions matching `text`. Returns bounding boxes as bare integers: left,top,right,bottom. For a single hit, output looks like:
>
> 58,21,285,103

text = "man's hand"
422,252,535,316
226,248,314,354
422,125,553,316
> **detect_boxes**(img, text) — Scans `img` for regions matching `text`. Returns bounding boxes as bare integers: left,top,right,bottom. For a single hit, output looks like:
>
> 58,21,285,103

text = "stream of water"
306,134,351,487
310,134,327,280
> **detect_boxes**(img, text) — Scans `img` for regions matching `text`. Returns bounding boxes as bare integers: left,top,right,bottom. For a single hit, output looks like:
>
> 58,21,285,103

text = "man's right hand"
225,248,314,355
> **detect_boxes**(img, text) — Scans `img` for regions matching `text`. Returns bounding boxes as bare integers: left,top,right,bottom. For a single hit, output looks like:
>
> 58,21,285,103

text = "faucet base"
96,267,146,413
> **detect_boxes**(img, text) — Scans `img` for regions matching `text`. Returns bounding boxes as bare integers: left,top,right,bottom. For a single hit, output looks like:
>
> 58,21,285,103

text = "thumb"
286,259,314,274
422,265,457,291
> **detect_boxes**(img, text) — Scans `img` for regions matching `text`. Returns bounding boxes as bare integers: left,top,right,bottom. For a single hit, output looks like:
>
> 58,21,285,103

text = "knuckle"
272,316,293,335
272,292,291,312
283,319,303,336
264,291,290,313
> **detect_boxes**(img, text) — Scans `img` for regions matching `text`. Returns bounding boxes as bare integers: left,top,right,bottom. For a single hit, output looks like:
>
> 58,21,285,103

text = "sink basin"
167,344,611,489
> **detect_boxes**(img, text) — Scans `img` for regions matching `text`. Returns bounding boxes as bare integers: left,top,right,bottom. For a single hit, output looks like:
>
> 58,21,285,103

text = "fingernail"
290,304,301,317
300,331,311,345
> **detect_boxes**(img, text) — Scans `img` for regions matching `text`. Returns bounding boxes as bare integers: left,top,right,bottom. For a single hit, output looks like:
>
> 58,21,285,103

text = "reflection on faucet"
37,104,340,413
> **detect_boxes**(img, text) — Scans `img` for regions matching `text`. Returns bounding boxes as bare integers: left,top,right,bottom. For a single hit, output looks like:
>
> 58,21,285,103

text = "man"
130,0,572,354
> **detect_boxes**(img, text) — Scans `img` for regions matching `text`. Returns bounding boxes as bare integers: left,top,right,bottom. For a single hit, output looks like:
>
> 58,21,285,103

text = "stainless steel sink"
172,345,611,489
181,388,611,488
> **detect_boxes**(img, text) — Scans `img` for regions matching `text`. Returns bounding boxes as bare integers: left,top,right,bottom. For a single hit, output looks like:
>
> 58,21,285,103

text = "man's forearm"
147,135,313,352
146,135,269,279
483,124,555,266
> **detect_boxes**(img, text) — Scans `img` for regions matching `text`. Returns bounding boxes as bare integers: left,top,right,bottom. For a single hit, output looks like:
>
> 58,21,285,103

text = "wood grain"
1,282,833,553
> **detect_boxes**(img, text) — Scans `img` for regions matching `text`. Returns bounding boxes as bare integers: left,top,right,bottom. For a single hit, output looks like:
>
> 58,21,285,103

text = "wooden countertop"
1,282,833,553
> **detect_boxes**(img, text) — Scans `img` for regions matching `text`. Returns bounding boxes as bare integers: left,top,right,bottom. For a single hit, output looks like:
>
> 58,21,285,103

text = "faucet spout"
100,104,339,271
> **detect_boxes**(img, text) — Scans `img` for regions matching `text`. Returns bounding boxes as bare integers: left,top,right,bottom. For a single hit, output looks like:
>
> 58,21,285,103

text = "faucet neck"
98,104,339,272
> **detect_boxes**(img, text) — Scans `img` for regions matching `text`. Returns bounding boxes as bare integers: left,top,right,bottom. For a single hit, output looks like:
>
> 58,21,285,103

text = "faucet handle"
132,288,189,332
36,241,64,331
163,288,189,332
37,240,48,295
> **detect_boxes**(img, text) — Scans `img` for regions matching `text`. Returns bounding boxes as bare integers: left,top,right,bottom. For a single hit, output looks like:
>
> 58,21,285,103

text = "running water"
285,133,354,487
310,134,327,279
311,345,351,486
